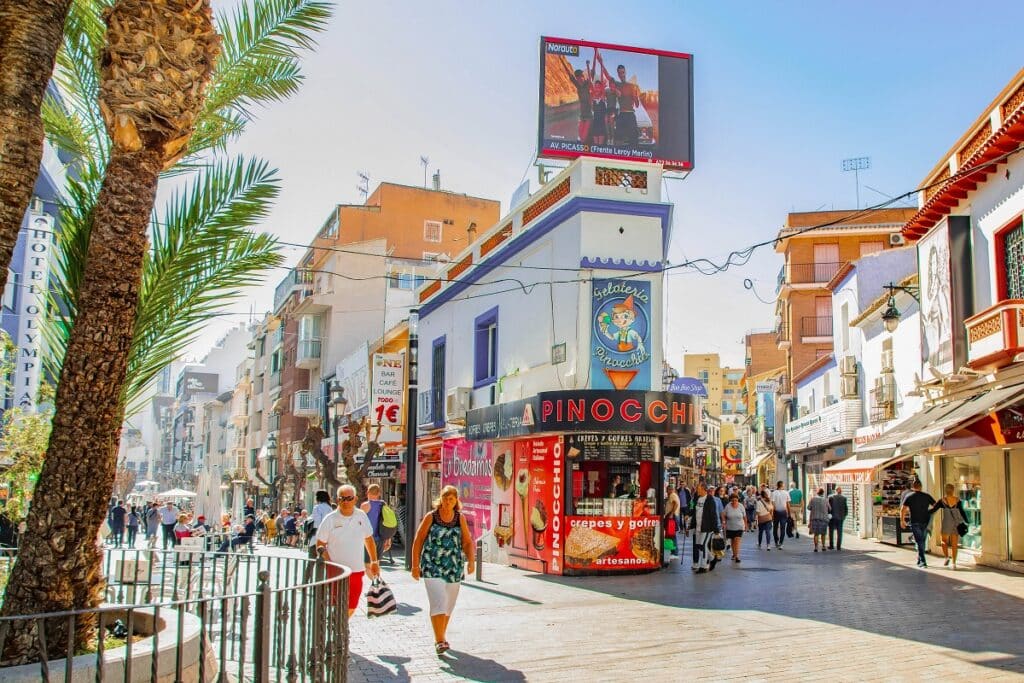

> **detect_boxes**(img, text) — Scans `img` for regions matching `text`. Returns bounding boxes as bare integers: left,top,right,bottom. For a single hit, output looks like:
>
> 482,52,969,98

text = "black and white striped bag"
365,578,397,617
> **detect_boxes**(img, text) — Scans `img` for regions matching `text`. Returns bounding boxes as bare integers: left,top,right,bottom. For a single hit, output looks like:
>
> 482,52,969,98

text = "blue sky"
197,0,1024,368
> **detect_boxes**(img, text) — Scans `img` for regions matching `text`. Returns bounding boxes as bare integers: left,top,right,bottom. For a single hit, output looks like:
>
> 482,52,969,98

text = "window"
698,370,709,383
424,220,443,243
722,400,732,413
2,269,15,310
1001,219,1023,299
474,307,499,388
257,336,266,358
431,337,446,426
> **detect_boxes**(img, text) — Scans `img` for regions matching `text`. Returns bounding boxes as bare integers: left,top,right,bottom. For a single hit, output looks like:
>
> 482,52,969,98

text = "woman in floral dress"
411,485,476,655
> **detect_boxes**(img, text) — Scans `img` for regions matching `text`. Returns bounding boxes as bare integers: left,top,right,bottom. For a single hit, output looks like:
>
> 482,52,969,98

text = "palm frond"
40,93,94,160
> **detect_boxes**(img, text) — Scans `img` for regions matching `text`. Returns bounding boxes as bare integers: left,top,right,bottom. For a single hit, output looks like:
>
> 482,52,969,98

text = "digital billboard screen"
538,37,693,170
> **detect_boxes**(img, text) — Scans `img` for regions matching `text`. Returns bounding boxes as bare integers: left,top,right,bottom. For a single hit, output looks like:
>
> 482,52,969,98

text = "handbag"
365,578,397,617
710,533,726,552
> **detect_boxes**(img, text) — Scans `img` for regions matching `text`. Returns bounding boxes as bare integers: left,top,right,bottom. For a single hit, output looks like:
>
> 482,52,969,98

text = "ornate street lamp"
328,381,349,492
881,282,921,333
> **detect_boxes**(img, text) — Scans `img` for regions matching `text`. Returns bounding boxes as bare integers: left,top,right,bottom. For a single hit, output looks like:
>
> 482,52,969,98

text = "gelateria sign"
591,278,652,390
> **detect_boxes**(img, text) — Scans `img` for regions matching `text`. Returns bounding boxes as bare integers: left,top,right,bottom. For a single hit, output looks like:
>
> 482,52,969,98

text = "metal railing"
784,261,843,286
297,339,321,365
293,390,320,416
0,547,350,681
800,315,833,338
775,322,790,346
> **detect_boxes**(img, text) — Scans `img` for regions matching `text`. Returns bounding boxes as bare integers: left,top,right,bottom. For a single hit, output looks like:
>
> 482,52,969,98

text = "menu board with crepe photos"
564,515,661,571
511,437,564,575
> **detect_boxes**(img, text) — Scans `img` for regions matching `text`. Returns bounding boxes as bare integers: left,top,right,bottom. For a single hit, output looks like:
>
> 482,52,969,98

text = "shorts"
326,563,363,611
725,529,743,540
423,577,461,617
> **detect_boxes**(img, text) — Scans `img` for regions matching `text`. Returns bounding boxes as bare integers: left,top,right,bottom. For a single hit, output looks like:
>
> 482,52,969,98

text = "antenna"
357,171,369,203
841,156,871,209
420,156,429,188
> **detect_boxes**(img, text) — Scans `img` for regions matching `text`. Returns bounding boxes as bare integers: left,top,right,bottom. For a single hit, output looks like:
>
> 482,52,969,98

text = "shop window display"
943,454,981,552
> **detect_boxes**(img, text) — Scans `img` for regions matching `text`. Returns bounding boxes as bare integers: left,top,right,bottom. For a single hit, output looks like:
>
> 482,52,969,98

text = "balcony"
296,338,322,369
775,322,791,350
268,371,281,392
231,400,249,426
272,326,285,348
273,267,314,312
779,262,843,289
800,315,833,342
869,387,896,425
267,413,280,434
965,299,1024,371
293,389,320,417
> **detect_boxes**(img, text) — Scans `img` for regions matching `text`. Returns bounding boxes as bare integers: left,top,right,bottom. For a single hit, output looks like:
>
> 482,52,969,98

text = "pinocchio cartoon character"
598,295,646,354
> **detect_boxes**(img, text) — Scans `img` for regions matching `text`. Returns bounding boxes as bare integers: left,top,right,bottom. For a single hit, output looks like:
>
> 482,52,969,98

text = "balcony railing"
296,338,322,368
293,389,320,416
273,267,314,311
268,370,281,391
267,412,281,433
965,299,1024,371
782,261,843,286
775,322,790,347
801,315,833,339
869,388,896,424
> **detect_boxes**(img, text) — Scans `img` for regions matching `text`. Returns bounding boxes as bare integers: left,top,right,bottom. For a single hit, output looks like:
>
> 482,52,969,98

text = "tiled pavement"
335,530,1024,682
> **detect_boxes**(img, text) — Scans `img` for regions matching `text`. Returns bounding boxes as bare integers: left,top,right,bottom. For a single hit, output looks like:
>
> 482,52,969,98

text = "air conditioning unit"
841,374,858,399
881,349,894,370
798,406,809,417
446,387,472,423
840,355,857,376
825,394,838,407
889,233,906,246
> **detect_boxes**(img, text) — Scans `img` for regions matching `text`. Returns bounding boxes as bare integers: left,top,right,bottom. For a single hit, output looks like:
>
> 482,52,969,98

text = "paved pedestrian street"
345,533,1024,682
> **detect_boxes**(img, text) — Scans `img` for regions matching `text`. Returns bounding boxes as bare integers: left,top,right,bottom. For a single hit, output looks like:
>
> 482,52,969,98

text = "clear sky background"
193,0,1024,369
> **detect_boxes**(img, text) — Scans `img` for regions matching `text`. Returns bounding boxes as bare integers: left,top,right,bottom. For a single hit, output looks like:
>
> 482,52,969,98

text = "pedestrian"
218,514,255,553
411,485,475,655
264,510,277,545
935,483,968,570
756,490,774,550
145,502,160,548
244,498,255,519
770,481,791,549
808,488,830,551
663,482,681,564
316,485,380,617
690,482,722,573
284,510,299,547
159,500,179,548
721,493,747,563
275,509,287,546
173,513,192,542
360,484,388,564
125,505,140,547
744,485,758,532
789,482,805,531
678,482,692,538
900,480,938,568
828,487,849,550
308,489,334,559
108,500,126,547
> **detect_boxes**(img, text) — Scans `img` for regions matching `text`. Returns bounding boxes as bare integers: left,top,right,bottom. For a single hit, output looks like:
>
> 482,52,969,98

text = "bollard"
475,539,483,581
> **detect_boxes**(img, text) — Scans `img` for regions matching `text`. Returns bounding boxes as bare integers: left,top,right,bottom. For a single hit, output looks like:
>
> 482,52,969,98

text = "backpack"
380,503,398,529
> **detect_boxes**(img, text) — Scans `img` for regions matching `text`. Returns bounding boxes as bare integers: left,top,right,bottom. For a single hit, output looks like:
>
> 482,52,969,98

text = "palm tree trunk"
0,145,162,665
0,0,72,275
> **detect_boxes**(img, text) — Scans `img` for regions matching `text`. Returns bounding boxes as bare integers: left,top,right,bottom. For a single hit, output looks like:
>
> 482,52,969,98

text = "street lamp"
880,282,921,333
404,308,419,570
328,380,349,494
266,433,278,507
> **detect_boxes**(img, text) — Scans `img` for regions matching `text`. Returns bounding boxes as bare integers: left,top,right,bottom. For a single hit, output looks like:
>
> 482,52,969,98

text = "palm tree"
0,0,73,289
0,0,331,663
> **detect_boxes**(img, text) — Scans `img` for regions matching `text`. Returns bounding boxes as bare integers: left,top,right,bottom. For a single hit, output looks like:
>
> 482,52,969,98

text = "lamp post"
266,433,278,510
404,309,419,570
328,380,349,494
881,282,922,333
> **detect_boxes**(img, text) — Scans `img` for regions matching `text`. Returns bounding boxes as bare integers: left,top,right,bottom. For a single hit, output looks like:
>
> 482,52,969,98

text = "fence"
0,546,349,682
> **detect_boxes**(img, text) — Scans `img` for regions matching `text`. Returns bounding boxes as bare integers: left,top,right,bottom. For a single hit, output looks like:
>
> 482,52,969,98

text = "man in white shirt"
307,489,334,559
316,484,380,616
158,501,179,549
770,481,792,549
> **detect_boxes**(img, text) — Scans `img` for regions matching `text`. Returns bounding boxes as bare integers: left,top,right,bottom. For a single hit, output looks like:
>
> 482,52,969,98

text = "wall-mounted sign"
14,213,53,410
591,279,652,391
370,352,405,444
565,433,657,461
336,343,370,416
551,342,567,365
668,376,708,397
178,371,219,402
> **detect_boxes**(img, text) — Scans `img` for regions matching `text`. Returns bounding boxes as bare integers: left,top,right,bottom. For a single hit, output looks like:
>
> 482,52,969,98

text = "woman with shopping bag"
411,485,476,656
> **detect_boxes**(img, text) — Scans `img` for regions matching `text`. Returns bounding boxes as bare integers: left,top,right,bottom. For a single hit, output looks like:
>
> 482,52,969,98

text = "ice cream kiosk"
463,390,700,576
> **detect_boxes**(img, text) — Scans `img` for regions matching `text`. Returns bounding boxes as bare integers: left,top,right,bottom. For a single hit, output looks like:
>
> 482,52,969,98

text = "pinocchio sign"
465,390,700,441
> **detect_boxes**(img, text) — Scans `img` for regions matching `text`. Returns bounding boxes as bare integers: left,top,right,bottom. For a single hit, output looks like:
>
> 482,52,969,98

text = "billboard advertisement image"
591,278,652,390
441,438,493,540
538,36,693,170
918,223,953,374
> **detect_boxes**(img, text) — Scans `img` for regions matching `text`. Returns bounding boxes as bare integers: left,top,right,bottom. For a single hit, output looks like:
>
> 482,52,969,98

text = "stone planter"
2,607,218,682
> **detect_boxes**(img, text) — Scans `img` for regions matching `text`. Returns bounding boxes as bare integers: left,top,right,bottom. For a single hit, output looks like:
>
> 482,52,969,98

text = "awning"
745,451,774,475
823,453,908,485
855,380,1024,458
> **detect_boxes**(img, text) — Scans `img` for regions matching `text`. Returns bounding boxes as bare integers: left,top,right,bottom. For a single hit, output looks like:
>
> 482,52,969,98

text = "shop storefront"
464,390,700,576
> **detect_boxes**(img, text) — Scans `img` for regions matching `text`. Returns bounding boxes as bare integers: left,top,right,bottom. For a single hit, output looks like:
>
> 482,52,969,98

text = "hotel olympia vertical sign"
14,213,53,411
591,279,651,391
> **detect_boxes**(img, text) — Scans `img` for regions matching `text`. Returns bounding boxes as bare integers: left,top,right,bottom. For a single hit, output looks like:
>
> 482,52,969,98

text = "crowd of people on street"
662,479,853,572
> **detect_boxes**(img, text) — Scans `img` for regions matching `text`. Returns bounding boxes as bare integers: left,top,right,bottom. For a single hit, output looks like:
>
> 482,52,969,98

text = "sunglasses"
339,495,356,502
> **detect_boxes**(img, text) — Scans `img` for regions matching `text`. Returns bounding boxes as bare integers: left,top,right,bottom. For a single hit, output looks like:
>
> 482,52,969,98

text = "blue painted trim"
580,257,663,272
473,306,499,388
419,196,672,318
